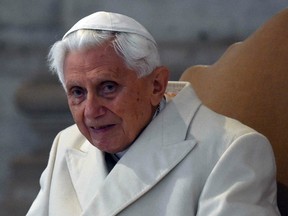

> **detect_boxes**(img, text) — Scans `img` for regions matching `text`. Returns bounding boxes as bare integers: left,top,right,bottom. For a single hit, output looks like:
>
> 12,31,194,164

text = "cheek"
133,91,152,116
69,106,91,138
121,92,147,116
68,104,84,124
120,94,152,130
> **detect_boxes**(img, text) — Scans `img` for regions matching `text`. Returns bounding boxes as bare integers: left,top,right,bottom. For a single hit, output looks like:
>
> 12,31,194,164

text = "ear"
150,66,169,106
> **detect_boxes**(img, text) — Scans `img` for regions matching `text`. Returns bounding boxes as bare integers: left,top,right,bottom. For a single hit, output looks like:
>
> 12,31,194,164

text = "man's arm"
197,132,280,216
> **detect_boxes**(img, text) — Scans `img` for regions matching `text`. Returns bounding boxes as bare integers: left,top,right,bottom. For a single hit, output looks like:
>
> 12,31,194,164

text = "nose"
84,94,106,119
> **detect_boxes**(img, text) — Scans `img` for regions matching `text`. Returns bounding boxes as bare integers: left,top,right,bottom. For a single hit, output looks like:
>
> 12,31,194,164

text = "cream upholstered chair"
180,9,288,214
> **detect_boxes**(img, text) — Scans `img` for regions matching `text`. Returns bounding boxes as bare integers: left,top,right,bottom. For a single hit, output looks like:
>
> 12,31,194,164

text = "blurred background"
0,0,286,215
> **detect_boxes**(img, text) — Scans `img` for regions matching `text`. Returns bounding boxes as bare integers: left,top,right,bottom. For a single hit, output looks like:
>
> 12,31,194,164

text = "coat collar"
65,141,108,211
66,82,202,215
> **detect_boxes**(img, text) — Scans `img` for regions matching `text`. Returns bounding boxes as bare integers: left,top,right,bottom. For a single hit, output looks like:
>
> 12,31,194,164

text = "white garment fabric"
27,82,280,216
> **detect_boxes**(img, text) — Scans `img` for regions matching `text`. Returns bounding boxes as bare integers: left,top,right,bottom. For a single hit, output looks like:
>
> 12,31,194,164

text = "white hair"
47,30,161,89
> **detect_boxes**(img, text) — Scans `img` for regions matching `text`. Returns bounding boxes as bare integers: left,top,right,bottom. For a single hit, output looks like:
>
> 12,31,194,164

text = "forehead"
63,44,135,81
65,44,122,70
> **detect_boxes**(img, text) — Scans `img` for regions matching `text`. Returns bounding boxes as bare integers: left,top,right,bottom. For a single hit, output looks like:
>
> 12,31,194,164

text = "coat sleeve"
196,132,280,216
26,132,61,216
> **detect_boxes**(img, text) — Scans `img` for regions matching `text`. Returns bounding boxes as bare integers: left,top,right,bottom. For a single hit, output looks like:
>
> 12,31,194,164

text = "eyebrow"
65,80,83,90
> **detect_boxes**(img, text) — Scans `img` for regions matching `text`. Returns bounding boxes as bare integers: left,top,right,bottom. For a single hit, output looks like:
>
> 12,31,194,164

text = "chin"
90,141,126,154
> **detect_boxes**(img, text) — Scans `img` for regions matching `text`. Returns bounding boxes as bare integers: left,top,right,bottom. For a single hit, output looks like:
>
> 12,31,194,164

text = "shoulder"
189,104,272,156
166,82,267,148
186,104,276,180
194,104,256,136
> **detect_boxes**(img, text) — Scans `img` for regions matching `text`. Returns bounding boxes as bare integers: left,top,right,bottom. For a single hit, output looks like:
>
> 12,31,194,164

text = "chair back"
180,9,288,213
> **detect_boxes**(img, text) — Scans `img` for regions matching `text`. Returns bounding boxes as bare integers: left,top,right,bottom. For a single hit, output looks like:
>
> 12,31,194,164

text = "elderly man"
27,12,280,216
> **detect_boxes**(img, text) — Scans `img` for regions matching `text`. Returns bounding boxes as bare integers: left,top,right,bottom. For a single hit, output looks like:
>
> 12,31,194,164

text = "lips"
90,124,116,132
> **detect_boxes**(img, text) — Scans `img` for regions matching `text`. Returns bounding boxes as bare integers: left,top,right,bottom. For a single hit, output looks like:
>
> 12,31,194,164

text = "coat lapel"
65,141,108,211
83,82,202,216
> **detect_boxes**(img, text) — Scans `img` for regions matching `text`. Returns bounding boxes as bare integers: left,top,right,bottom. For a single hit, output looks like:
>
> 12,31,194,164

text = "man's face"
63,44,159,153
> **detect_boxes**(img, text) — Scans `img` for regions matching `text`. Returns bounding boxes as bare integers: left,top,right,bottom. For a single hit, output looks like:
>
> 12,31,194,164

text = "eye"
98,81,119,97
69,86,86,99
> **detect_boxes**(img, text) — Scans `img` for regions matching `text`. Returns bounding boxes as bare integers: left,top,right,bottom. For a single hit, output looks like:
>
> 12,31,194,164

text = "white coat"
27,82,280,216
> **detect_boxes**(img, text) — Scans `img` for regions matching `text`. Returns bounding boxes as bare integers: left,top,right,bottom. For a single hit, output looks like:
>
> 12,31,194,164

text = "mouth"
90,124,116,132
